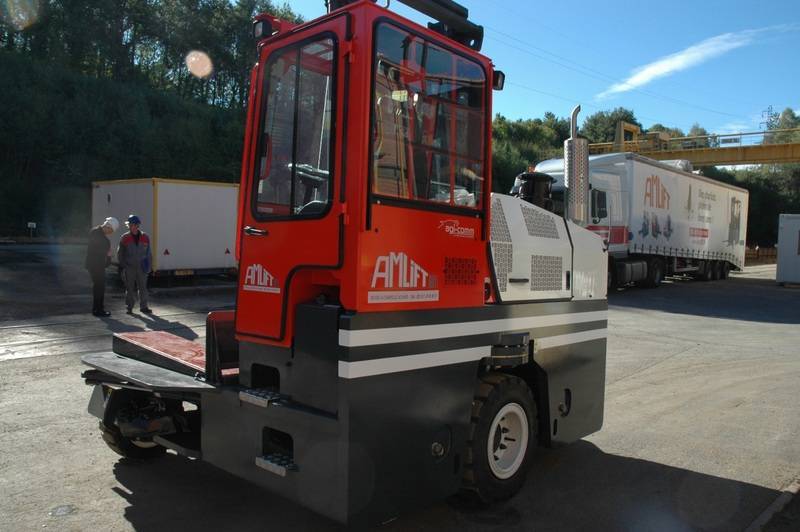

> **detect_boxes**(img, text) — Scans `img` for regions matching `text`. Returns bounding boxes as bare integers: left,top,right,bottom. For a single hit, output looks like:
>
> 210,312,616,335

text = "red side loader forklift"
82,0,608,526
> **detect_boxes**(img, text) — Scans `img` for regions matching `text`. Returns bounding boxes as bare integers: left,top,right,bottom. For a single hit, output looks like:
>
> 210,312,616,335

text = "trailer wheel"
100,389,166,460
721,262,730,280
697,261,713,282
712,261,722,280
464,373,536,503
644,258,664,288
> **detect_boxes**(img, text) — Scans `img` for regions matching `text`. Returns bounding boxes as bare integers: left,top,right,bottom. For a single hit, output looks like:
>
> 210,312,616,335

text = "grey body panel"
82,353,216,392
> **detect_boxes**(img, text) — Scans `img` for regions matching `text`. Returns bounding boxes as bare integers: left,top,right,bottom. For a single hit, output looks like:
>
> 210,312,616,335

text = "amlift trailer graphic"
536,153,749,287
81,0,608,525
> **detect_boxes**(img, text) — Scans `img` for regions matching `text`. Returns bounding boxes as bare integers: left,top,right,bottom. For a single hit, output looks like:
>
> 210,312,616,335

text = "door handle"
243,226,269,236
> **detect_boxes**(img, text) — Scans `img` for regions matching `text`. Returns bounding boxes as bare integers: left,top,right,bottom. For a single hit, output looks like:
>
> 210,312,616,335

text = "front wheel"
100,388,166,459
464,373,537,502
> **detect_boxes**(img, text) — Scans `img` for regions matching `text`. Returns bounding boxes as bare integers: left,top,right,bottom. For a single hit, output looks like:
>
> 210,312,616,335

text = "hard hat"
103,217,120,232
126,214,141,226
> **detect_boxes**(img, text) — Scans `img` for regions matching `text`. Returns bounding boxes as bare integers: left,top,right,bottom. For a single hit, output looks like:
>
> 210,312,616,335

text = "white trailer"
777,214,800,285
535,153,749,287
91,178,239,275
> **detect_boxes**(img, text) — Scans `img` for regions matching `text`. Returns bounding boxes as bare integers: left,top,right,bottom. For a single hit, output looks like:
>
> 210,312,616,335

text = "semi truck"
80,0,608,526
535,153,749,287
91,178,239,276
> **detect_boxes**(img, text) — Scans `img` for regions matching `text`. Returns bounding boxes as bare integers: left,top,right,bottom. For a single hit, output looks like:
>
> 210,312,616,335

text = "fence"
745,247,777,265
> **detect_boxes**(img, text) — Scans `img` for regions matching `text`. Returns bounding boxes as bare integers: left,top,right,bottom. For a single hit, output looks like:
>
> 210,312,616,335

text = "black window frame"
368,18,489,219
250,32,339,222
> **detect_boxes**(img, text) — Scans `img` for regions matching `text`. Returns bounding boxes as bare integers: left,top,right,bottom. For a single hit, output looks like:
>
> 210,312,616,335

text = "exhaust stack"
564,105,590,226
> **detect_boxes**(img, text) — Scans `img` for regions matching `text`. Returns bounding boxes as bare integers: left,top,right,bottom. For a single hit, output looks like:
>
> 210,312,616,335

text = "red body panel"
235,1,496,346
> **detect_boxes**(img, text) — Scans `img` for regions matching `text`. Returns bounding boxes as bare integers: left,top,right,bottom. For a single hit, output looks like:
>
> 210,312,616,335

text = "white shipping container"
91,178,239,274
776,214,800,284
536,153,749,270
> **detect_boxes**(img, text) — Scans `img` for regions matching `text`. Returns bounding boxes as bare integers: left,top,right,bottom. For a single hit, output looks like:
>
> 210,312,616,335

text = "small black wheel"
644,258,664,288
100,388,166,459
464,373,537,503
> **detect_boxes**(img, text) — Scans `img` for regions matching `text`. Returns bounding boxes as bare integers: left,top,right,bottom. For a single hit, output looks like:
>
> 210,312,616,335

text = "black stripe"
339,298,607,330
340,320,607,362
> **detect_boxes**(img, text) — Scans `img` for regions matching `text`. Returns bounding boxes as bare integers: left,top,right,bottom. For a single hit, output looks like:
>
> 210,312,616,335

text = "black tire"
100,388,166,459
711,261,722,281
644,258,664,288
697,261,713,282
607,259,617,291
464,373,537,503
721,262,730,280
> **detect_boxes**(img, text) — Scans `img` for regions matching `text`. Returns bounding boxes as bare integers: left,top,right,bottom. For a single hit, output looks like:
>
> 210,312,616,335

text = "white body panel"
777,214,800,283
568,219,608,300
91,178,239,273
536,153,749,269
489,194,605,302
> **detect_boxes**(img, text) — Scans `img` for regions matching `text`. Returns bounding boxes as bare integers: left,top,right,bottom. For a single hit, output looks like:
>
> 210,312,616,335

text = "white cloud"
716,121,751,134
597,28,769,99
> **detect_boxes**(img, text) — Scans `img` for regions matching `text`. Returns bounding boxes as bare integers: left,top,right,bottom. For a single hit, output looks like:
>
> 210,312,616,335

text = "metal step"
255,453,298,477
239,388,285,408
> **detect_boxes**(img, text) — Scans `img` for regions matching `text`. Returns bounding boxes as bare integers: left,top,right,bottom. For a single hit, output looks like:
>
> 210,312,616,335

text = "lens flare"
1,0,41,31
185,50,214,79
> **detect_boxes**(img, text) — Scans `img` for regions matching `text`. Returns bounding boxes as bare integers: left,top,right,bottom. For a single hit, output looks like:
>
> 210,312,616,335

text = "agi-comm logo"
243,263,280,293
438,219,475,239
369,252,439,303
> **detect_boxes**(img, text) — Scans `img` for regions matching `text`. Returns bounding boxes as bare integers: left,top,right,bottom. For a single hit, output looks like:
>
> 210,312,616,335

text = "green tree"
580,107,641,143
647,123,685,138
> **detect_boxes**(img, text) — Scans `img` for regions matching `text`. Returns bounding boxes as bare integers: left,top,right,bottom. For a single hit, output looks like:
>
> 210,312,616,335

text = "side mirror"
493,70,505,91
591,189,608,219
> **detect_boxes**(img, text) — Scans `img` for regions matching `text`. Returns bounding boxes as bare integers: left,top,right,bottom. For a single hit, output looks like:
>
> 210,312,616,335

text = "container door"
236,20,346,341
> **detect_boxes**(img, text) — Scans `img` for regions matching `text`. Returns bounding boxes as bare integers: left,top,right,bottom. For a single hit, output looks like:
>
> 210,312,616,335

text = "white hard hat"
103,217,120,232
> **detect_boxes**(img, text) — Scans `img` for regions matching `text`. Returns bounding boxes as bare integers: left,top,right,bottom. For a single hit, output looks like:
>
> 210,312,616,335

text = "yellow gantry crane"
589,122,800,166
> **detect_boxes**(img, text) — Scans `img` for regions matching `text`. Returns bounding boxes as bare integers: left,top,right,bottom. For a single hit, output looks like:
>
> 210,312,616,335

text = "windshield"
371,22,486,209
253,37,336,219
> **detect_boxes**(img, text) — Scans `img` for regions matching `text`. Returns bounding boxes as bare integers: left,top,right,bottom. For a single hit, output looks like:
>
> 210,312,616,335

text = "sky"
287,0,800,134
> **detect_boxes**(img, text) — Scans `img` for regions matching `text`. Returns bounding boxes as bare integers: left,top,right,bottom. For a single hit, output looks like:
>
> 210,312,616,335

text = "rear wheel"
697,261,713,282
711,261,722,280
721,262,730,280
644,258,664,288
100,388,166,459
464,373,537,502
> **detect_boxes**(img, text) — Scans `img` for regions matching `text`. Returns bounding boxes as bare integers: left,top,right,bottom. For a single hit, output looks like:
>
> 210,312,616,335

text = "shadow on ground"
111,441,776,532
609,273,800,324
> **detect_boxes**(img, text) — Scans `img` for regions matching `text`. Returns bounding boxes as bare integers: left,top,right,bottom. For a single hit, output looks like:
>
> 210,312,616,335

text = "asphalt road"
0,244,798,531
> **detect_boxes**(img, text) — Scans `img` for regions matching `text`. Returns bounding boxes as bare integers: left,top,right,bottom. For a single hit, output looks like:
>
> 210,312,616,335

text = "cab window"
371,23,486,209
253,37,336,219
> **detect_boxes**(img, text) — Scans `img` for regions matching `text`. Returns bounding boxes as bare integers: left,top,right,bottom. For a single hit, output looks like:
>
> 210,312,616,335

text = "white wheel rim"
131,440,158,449
487,402,529,480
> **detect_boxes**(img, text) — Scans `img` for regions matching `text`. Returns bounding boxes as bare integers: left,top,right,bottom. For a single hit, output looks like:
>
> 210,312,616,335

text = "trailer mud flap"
82,352,218,393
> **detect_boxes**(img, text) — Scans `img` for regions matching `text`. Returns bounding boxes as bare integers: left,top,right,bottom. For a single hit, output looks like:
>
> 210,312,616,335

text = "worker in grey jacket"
117,214,153,314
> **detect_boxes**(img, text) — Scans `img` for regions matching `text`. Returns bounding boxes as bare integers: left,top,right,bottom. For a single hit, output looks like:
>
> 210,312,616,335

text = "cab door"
236,19,347,342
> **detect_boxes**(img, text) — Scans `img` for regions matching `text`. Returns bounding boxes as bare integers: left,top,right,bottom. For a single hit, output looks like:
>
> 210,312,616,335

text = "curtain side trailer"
91,178,239,276
536,152,749,287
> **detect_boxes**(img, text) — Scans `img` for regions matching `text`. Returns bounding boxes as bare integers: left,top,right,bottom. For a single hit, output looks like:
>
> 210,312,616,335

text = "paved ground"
0,244,798,531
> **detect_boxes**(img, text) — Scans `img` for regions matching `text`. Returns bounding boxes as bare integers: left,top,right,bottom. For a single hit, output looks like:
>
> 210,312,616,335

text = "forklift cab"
235,0,498,346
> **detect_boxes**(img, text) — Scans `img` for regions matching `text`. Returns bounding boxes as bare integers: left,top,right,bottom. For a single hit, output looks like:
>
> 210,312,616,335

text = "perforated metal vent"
444,257,479,285
492,242,512,292
520,204,559,239
491,197,513,293
491,198,512,242
530,255,563,291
